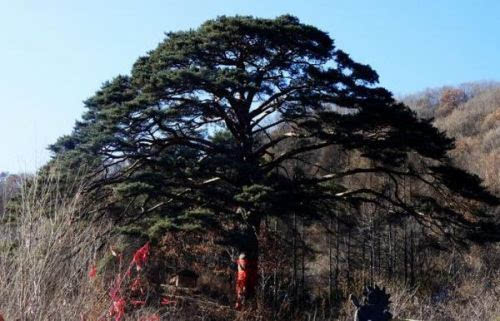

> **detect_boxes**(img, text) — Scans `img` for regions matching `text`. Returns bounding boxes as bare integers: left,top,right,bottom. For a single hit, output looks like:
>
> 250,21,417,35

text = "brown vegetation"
403,81,500,193
0,176,499,320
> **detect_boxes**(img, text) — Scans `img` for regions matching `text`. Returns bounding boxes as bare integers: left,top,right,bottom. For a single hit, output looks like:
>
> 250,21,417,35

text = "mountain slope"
403,81,500,194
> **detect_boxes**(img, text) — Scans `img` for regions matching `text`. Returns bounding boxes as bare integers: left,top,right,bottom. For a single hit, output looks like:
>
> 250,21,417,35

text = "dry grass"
0,171,111,321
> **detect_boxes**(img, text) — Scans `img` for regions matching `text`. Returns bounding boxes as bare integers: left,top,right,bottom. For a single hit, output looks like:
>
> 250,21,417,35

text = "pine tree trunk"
236,215,261,308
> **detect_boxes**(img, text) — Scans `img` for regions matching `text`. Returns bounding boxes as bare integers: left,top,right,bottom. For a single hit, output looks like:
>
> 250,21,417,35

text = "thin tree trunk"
362,229,367,285
301,216,305,300
388,221,393,278
273,218,278,314
393,227,398,278
293,211,297,300
377,220,381,277
346,227,351,288
410,224,415,286
328,213,333,302
370,213,375,286
404,220,408,284
335,214,340,293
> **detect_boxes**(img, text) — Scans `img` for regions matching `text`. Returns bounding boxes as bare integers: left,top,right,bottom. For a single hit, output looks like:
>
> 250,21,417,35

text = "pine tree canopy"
48,15,498,247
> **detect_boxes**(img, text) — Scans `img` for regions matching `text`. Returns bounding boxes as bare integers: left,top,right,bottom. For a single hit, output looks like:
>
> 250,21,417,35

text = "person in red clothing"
235,252,258,310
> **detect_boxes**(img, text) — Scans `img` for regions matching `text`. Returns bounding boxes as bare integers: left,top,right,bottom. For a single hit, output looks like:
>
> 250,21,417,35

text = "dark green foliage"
50,15,498,247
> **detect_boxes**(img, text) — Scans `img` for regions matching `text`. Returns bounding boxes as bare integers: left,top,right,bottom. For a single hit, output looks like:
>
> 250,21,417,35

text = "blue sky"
1,0,499,173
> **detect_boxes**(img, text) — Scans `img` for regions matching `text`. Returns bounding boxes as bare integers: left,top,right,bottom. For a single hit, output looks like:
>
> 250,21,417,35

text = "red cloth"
235,258,258,295
235,258,258,309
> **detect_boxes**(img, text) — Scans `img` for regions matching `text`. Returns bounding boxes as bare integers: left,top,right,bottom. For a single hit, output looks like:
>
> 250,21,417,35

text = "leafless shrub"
482,127,500,153
0,170,112,321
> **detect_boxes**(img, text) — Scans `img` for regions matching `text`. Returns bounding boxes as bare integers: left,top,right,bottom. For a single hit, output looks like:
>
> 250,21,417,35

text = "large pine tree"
49,15,498,294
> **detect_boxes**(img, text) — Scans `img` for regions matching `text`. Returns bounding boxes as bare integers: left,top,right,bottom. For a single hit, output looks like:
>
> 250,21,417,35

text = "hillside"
403,81,500,194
